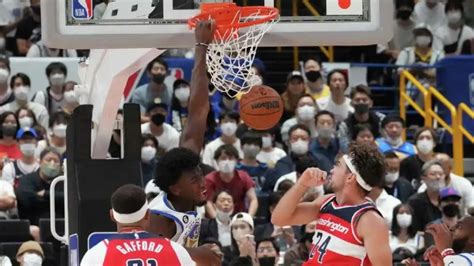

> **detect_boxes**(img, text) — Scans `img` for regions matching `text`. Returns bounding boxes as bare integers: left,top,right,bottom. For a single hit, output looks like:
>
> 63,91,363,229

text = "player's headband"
112,201,148,224
342,154,372,192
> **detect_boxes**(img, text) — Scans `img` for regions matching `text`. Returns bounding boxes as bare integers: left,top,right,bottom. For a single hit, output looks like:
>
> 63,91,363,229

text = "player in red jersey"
80,185,195,266
272,143,392,265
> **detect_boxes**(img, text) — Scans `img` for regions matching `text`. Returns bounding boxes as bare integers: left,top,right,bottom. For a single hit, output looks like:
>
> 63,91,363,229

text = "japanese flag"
326,0,363,15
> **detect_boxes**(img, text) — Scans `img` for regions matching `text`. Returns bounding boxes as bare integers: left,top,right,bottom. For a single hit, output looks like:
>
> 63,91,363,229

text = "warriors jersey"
304,195,381,266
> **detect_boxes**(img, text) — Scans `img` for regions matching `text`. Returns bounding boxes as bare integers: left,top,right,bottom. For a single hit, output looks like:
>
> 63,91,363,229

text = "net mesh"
204,8,279,98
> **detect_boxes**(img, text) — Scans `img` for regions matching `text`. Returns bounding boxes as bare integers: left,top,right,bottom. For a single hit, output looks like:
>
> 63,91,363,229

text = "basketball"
239,85,283,130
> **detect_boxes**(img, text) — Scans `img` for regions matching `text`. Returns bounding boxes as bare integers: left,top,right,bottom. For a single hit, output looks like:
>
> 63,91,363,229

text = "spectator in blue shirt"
376,115,416,160
236,131,268,192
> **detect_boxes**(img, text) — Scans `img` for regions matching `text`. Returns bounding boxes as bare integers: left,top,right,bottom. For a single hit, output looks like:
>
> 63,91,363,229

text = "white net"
205,8,279,98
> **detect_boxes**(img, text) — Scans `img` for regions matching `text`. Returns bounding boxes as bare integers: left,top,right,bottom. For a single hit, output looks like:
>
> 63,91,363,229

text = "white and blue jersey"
444,252,474,265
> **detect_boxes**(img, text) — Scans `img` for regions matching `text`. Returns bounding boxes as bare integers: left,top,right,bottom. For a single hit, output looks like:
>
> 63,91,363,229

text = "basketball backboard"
42,0,393,49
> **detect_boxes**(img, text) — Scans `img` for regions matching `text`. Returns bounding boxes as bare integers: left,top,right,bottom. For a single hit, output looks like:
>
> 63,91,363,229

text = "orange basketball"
239,85,283,130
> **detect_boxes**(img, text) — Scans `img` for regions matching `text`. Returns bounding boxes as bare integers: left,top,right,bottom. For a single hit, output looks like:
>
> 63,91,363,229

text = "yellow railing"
458,103,474,143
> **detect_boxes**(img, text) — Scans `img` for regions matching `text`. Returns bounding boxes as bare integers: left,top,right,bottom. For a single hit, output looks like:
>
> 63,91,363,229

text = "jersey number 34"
309,232,332,263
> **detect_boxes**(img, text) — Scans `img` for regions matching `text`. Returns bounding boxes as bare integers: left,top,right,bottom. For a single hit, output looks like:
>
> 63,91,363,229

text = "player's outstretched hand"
297,168,327,188
195,20,216,44
426,223,453,252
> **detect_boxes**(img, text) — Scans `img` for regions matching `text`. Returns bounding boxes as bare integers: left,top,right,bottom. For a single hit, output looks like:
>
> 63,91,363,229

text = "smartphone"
245,234,255,242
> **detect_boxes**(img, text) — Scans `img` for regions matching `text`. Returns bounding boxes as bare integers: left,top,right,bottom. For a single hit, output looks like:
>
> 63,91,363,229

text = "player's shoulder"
315,194,336,209
80,241,107,266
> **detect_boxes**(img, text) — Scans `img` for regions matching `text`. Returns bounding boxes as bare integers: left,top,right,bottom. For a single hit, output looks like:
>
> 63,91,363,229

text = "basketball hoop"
189,3,279,98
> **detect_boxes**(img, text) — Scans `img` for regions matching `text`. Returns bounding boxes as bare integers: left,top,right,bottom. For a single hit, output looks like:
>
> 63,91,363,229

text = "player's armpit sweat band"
112,202,148,224
342,154,373,192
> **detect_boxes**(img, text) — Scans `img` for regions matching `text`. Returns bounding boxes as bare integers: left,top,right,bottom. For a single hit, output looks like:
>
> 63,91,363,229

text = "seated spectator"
389,204,424,262
224,212,255,265
376,115,416,160
310,110,340,166
256,237,280,266
0,178,16,219
0,57,14,107
32,62,68,114
414,0,447,29
62,81,79,115
169,79,190,132
400,127,437,187
429,187,462,230
236,132,268,192
368,178,402,226
16,241,44,266
140,103,180,155
316,69,354,123
26,39,77,58
407,160,444,231
36,111,69,157
205,145,257,218
140,134,158,184
16,148,63,226
338,85,385,152
352,123,377,145
262,124,331,192
14,1,41,56
0,111,20,159
0,72,49,129
284,222,316,266
281,71,306,123
2,128,39,186
200,190,234,247
303,56,330,101
210,91,240,122
16,107,47,140
280,94,317,142
384,151,415,203
202,112,243,169
256,129,286,169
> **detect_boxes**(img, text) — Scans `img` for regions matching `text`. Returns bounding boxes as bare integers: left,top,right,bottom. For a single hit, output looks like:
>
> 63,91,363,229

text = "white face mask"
415,36,432,48
216,209,233,224
386,136,403,147
232,228,251,242
396,213,412,228
385,171,399,184
0,68,9,84
426,179,446,191
447,11,462,25
49,73,65,87
23,252,43,266
20,143,36,157
261,136,272,149
417,139,434,154
14,86,30,101
297,105,316,121
291,139,309,155
218,159,236,174
174,87,190,102
19,117,34,128
221,122,237,137
141,146,157,162
63,90,78,103
53,124,67,138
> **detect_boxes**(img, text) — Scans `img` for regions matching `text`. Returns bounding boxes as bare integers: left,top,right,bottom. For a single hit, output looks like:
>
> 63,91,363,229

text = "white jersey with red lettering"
80,231,195,266
304,195,381,266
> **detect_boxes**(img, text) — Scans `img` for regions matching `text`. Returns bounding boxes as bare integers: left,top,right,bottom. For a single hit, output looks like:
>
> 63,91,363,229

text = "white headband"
342,154,372,192
112,202,148,224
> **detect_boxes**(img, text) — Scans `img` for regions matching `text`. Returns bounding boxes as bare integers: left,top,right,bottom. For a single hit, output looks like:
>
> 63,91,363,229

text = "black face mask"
442,204,460,218
396,9,412,20
151,74,166,84
353,103,370,114
452,237,468,253
258,257,276,266
2,125,16,137
151,113,165,126
305,71,322,83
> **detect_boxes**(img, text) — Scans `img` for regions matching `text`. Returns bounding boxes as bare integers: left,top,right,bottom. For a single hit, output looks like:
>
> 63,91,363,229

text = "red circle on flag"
338,0,352,9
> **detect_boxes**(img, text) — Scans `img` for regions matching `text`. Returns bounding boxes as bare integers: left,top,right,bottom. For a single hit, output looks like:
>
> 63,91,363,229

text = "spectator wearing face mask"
16,148,63,226
255,237,280,266
429,187,462,228
2,128,39,186
303,57,330,101
200,190,234,247
316,69,354,123
141,103,180,155
0,72,49,129
205,145,257,219
407,160,445,231
284,222,316,266
15,241,44,266
384,151,415,203
236,132,268,192
376,115,416,160
140,134,158,184
169,79,191,132
0,57,15,107
389,204,424,262
414,0,447,30
352,123,377,145
434,0,474,55
281,71,306,123
281,94,317,143
310,110,340,166
202,112,243,169
32,62,68,115
256,129,286,169
0,111,20,159
400,128,437,187
16,107,46,141
338,85,385,152
35,111,69,158
62,81,79,115
223,213,256,265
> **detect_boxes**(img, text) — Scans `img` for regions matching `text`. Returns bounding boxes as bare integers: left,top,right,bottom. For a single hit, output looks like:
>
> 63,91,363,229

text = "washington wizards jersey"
304,195,381,266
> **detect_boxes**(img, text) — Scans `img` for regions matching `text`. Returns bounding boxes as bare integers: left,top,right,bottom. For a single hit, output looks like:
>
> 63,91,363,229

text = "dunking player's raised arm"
180,20,215,154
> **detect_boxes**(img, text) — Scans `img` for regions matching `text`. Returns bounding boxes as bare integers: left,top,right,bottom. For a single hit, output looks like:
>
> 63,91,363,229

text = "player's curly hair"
154,147,201,194
348,143,385,191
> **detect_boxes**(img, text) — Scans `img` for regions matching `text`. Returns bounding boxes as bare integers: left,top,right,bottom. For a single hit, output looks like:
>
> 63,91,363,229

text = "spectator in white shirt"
390,203,424,262
316,69,354,123
368,182,402,226
256,129,286,169
414,0,447,30
280,94,317,142
141,103,180,155
32,62,68,115
0,179,15,219
383,0,416,60
35,111,69,157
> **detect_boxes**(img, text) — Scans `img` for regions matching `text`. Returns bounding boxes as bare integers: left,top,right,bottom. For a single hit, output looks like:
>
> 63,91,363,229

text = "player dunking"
146,20,221,265
272,143,392,265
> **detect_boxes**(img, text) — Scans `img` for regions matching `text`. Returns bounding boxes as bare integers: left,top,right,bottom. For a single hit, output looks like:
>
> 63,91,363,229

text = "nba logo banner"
326,0,363,15
72,0,93,20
